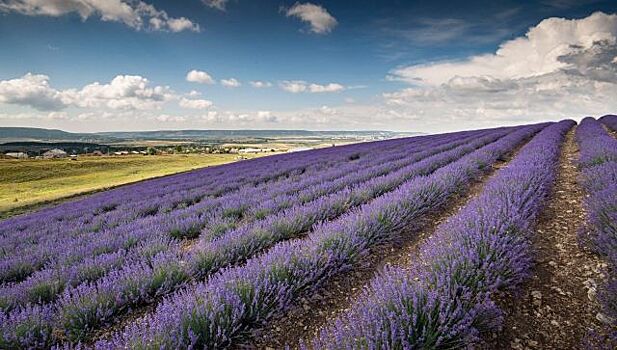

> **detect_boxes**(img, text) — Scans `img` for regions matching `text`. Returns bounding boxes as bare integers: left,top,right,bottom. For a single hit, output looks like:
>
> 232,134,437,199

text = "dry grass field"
0,153,266,218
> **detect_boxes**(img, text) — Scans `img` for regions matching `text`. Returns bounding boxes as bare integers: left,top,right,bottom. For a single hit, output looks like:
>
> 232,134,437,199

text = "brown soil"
490,128,608,349
248,146,525,349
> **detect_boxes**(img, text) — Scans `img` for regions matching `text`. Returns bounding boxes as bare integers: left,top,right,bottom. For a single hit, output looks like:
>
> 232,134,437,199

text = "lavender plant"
311,120,573,349
577,116,617,342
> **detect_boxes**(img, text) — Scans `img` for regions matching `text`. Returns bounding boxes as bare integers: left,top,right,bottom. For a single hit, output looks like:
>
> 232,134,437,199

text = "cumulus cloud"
179,97,213,109
0,0,200,32
378,11,617,130
284,2,337,34
0,73,173,111
67,75,174,110
221,78,241,88
186,70,216,84
389,12,617,85
279,80,345,93
0,73,68,110
249,80,272,88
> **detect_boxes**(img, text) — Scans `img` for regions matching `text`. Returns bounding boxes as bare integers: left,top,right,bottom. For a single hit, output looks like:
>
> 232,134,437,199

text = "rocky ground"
492,128,608,349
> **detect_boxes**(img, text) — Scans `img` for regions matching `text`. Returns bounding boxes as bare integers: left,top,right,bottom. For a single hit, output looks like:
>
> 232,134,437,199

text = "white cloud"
249,80,272,88
256,110,278,122
280,80,345,93
279,80,307,93
285,2,337,34
372,11,617,131
199,110,278,124
166,17,199,33
308,82,345,93
47,111,69,120
179,97,213,109
221,78,241,88
155,114,186,122
187,90,201,97
67,75,174,110
0,73,68,110
390,12,617,85
186,70,216,84
0,73,173,111
202,0,228,11
0,0,200,32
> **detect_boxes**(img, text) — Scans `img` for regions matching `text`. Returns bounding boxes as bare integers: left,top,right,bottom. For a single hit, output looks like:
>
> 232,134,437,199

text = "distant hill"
95,129,420,141
0,127,81,141
1,127,421,144
0,127,114,143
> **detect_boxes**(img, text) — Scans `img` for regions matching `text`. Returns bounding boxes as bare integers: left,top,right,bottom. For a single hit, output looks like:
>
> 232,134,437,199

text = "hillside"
0,127,420,144
0,117,615,349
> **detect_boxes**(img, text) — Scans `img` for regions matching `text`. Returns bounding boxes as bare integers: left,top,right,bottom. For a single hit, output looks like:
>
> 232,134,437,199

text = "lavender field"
1,117,616,349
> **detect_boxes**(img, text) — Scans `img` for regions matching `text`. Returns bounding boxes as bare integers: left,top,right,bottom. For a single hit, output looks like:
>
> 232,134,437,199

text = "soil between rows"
489,128,608,349
247,142,528,349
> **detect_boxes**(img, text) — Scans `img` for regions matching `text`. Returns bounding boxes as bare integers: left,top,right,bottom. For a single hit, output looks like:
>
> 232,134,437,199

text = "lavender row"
577,116,617,339
188,129,512,279
1,136,410,248
0,128,511,347
600,114,617,133
2,129,482,257
312,120,572,349
0,137,403,254
0,136,434,284
173,129,488,240
0,130,476,295
0,129,471,311
91,123,547,349
197,130,492,241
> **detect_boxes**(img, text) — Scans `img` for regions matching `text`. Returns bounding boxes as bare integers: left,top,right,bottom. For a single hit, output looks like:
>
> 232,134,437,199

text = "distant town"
0,127,420,160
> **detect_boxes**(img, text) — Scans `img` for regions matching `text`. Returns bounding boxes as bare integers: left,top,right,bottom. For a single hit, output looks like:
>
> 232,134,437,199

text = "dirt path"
248,143,526,349
492,128,607,349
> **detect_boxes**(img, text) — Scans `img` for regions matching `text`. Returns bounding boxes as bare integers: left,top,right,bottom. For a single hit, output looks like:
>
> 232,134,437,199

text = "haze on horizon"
0,0,616,134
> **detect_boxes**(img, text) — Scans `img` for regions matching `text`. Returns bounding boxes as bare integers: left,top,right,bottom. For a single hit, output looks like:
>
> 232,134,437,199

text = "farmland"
0,117,616,349
0,153,265,218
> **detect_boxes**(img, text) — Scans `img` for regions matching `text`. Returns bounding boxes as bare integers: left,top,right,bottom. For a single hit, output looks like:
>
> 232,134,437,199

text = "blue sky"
0,0,616,132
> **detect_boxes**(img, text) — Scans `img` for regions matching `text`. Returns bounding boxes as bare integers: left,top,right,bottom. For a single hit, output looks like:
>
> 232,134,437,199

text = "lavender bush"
577,116,617,342
312,120,573,349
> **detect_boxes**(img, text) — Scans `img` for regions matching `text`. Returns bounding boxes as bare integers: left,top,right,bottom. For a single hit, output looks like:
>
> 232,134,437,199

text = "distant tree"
147,147,158,155
174,145,183,153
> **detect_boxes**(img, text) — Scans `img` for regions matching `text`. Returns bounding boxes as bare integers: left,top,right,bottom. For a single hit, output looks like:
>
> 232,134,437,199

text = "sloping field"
0,153,263,218
0,118,615,349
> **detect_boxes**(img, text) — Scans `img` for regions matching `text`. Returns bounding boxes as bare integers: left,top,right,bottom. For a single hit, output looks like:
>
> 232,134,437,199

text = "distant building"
42,149,67,159
239,148,262,154
5,152,28,159
288,147,313,153
91,150,104,156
